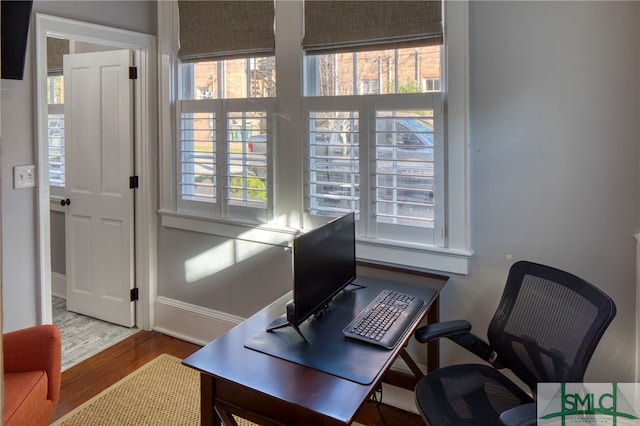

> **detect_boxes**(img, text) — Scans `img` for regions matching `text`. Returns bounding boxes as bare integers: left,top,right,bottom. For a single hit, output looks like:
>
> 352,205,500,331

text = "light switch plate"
14,164,37,189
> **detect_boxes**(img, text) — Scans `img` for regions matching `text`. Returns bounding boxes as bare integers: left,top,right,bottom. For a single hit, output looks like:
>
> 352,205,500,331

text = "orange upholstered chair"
3,325,62,426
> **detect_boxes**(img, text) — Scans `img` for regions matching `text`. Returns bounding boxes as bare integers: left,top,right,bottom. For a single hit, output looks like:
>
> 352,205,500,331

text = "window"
179,58,276,101
47,75,65,190
46,37,69,192
159,1,470,274
360,80,379,95
306,47,441,97
303,46,443,246
177,58,275,221
424,78,441,92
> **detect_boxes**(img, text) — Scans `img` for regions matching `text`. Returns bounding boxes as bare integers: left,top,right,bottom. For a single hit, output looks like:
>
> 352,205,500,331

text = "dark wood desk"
183,271,447,426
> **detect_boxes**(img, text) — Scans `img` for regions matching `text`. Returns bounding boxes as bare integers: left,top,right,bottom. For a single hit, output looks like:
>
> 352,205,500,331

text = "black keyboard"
343,289,425,349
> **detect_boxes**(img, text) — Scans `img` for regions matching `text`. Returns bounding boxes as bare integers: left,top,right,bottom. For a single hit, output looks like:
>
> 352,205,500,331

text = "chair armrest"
499,403,537,426
414,319,471,343
3,325,62,404
415,320,496,363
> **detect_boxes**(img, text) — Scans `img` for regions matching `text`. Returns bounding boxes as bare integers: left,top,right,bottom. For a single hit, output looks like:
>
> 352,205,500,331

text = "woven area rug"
50,354,256,426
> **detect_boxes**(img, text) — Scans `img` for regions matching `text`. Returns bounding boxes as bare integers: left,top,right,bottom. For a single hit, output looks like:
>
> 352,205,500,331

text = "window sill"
159,210,471,275
356,237,471,275
159,209,300,247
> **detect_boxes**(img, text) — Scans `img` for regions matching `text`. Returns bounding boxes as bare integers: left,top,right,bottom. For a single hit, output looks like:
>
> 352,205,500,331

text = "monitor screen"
291,212,356,326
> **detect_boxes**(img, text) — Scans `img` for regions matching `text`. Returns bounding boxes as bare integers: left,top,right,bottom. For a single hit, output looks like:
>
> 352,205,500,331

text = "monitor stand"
266,282,364,343
265,302,308,343
345,281,366,290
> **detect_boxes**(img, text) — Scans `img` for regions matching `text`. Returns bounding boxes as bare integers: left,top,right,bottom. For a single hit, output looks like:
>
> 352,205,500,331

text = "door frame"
34,14,157,330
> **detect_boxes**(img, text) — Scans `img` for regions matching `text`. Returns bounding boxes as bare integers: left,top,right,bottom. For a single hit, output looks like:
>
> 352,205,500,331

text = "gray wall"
459,1,637,381
50,211,64,274
156,1,639,382
1,1,156,331
157,227,292,317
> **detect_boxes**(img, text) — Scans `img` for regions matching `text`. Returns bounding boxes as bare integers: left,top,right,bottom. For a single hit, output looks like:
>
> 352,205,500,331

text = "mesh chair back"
487,261,616,393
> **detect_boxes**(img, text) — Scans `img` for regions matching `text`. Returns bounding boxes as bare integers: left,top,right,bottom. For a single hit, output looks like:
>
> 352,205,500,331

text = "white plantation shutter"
47,109,65,187
179,109,216,203
308,111,360,217
227,111,268,208
374,110,435,230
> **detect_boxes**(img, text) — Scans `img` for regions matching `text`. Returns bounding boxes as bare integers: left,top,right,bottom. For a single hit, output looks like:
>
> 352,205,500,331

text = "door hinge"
130,288,139,302
129,66,138,80
129,175,139,189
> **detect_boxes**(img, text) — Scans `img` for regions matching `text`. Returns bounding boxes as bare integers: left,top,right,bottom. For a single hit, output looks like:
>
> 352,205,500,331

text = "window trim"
158,0,471,275
441,0,471,269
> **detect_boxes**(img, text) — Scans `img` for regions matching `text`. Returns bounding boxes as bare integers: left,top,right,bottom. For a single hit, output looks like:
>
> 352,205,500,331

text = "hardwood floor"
52,330,423,425
52,331,197,422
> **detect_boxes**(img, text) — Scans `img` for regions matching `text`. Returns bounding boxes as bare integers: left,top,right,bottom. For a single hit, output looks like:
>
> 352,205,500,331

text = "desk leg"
200,373,221,426
427,294,440,373
400,348,424,378
215,406,239,426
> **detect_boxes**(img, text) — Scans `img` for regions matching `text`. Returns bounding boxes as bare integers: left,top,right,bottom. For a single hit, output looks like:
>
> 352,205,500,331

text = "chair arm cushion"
3,325,61,404
414,319,471,343
499,402,538,426
415,320,496,363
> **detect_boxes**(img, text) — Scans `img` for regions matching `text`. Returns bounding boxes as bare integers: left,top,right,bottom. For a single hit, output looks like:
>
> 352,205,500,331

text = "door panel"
63,49,135,327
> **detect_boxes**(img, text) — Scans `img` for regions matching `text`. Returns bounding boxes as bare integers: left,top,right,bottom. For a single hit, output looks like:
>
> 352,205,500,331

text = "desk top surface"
183,272,447,424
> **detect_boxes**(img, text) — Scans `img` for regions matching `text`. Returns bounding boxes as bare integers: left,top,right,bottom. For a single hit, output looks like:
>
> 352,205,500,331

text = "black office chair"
413,260,616,426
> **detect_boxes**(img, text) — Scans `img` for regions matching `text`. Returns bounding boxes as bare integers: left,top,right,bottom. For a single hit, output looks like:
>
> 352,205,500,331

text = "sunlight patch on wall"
235,239,274,263
184,230,291,283
185,241,235,283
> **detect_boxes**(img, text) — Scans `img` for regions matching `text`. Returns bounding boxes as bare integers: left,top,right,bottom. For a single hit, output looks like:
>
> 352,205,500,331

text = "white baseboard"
51,272,66,299
153,296,245,346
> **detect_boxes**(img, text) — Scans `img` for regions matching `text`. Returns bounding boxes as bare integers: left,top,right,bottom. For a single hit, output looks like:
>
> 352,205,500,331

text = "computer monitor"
267,212,357,341
1,0,33,80
292,212,356,323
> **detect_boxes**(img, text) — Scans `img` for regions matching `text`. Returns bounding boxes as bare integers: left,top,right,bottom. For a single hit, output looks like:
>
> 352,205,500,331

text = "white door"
63,50,136,327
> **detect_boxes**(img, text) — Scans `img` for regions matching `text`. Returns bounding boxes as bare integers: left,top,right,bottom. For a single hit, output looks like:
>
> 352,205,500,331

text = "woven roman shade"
47,37,69,76
303,0,442,54
178,0,275,62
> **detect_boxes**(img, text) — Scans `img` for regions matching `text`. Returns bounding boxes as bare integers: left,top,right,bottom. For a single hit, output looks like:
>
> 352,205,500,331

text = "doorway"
34,14,156,331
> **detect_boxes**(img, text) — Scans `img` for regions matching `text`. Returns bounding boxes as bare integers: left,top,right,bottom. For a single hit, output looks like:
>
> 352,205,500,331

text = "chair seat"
415,364,534,426
4,370,54,426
